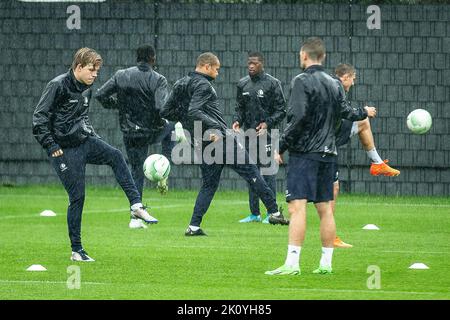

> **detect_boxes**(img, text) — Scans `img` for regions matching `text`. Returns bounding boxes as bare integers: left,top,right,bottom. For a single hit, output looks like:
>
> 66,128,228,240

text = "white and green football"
406,108,432,135
143,154,171,182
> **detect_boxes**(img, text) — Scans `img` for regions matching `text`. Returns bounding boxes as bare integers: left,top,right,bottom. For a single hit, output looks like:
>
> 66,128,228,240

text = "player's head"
71,47,102,85
299,37,326,69
247,52,264,77
195,52,220,79
137,44,156,65
335,63,356,92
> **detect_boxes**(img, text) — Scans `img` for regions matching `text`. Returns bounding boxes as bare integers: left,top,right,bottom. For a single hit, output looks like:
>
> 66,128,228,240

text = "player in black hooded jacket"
95,44,175,229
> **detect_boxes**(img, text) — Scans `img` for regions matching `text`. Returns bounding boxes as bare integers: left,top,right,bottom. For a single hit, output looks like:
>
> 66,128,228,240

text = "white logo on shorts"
60,163,68,172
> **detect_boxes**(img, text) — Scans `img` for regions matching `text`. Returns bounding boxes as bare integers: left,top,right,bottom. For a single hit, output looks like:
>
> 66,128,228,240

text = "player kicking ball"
332,63,400,248
32,48,157,262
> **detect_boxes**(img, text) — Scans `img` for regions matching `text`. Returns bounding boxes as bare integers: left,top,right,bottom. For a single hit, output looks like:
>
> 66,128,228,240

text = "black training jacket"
32,69,99,155
161,71,227,136
279,65,368,155
233,72,286,130
95,62,168,138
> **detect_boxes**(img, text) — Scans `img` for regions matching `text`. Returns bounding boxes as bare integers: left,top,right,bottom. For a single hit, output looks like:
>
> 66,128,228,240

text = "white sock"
319,247,334,268
271,211,280,217
189,225,200,231
130,203,143,211
285,245,301,267
366,148,383,164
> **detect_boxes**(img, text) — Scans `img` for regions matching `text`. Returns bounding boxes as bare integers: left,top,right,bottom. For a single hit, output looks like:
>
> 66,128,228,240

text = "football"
406,108,432,135
143,154,171,182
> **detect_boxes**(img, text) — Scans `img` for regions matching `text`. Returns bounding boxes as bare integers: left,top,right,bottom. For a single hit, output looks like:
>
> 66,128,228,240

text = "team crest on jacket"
257,89,264,98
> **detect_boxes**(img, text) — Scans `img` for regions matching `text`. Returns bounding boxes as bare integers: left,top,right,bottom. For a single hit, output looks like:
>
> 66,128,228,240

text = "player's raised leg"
85,136,158,224
356,118,400,176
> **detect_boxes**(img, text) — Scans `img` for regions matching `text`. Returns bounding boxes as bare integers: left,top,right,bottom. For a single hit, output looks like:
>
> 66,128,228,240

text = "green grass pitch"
0,185,449,300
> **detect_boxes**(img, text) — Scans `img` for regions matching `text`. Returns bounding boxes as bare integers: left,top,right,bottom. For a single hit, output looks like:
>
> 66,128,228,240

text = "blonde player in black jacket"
32,48,158,262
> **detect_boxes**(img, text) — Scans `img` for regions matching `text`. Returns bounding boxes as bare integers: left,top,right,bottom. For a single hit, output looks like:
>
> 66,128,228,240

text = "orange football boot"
370,159,400,177
334,236,353,248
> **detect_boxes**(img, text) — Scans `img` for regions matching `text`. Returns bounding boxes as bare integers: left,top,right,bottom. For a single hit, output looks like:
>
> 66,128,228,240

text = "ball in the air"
143,154,171,182
406,109,432,135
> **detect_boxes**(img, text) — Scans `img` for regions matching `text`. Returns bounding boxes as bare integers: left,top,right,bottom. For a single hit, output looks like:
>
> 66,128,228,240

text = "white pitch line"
1,193,448,208
336,201,450,208
277,287,441,296
381,250,450,255
0,201,249,220
0,279,109,286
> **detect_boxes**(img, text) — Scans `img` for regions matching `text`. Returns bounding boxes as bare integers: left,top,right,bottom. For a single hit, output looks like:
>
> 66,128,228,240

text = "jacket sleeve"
232,84,245,125
279,76,308,155
155,76,169,112
160,90,178,121
265,80,287,129
94,74,119,109
32,80,61,155
338,84,368,121
187,82,222,131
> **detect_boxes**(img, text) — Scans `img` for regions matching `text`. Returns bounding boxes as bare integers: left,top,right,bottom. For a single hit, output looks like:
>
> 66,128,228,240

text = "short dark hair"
335,63,356,77
71,47,102,70
196,52,219,67
301,37,326,62
137,44,156,63
248,51,264,63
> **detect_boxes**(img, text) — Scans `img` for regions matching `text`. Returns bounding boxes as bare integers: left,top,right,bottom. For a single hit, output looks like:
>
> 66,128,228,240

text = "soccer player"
265,38,376,275
233,52,287,224
332,63,400,248
95,44,175,229
32,48,157,262
161,52,289,236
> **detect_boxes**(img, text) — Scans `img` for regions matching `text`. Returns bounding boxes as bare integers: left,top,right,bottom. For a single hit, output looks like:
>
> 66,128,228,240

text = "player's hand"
274,150,283,165
364,106,377,118
232,121,241,132
256,122,268,136
51,149,63,157
210,133,220,142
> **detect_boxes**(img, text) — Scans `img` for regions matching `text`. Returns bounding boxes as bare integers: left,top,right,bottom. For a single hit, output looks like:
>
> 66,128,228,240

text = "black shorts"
336,119,354,147
286,153,337,203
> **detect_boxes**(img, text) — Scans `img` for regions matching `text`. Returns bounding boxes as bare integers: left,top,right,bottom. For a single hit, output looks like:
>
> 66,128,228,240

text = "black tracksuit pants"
123,122,175,198
49,136,141,252
189,137,279,227
246,135,276,216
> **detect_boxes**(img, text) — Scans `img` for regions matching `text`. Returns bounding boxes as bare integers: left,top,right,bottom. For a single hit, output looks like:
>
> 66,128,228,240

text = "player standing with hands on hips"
266,38,376,275
233,52,287,224
32,48,158,262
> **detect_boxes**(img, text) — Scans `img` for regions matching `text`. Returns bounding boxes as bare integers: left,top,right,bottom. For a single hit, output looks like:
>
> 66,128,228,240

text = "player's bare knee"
359,118,370,132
